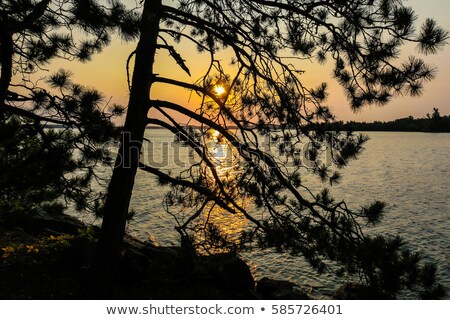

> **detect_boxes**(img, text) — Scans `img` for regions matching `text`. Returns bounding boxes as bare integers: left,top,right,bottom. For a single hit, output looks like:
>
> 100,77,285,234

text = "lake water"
106,130,450,297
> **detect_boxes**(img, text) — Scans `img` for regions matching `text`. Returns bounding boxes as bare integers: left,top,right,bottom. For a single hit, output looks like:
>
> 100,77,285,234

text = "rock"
220,254,255,292
120,238,195,282
4,209,89,235
119,247,153,280
256,277,311,299
202,253,255,294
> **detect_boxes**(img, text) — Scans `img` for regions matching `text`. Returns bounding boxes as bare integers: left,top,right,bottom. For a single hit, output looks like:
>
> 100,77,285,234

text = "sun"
214,84,226,96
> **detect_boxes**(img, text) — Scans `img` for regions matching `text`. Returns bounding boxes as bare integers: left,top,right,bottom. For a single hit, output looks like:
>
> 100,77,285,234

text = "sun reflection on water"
189,129,251,253
206,129,234,168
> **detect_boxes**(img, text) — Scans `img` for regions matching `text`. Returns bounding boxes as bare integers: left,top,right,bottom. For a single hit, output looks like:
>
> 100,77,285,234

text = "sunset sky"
55,0,450,123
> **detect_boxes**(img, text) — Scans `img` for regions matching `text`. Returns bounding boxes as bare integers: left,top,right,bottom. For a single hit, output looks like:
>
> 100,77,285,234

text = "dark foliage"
0,1,141,215
97,0,448,299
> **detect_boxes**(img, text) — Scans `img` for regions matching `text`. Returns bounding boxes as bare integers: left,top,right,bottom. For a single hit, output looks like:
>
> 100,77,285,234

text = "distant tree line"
325,108,450,132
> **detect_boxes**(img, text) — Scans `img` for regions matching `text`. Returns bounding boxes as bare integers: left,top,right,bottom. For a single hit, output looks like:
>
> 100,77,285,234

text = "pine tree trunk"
94,0,162,293
0,26,13,103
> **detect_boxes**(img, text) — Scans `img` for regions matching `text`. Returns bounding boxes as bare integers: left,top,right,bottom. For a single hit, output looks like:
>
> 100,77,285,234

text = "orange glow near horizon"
28,0,450,125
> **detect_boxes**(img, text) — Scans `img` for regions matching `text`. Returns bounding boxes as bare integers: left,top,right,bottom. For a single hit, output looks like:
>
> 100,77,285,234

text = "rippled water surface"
123,130,450,297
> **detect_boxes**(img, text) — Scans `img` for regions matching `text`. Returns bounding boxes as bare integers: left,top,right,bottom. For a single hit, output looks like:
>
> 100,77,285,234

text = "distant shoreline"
44,111,450,133
324,114,450,133
44,124,450,133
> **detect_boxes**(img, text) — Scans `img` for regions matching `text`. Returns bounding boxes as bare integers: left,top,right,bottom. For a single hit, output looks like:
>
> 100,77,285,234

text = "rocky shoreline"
1,210,364,299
